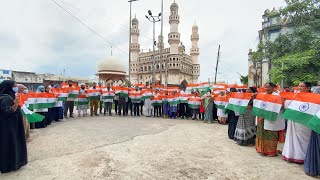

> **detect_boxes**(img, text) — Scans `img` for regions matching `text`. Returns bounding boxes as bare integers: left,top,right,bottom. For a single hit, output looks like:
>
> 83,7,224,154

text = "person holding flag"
98,82,104,114
304,85,320,177
188,91,201,120
77,83,88,117
0,80,28,173
282,81,313,164
17,84,30,139
216,91,228,124
179,87,190,119
203,89,214,123
34,85,49,129
89,82,100,116
63,80,76,119
131,87,142,116
234,87,257,146
253,82,285,157
102,85,114,116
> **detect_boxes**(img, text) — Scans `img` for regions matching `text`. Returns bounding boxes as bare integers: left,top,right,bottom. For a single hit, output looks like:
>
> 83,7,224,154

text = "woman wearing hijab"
34,85,49,128
0,80,28,173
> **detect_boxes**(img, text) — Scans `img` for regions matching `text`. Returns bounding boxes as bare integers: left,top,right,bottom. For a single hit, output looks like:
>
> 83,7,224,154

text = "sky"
0,0,286,84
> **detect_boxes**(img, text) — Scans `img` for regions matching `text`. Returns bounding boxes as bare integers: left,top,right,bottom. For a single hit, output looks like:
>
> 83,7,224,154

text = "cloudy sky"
0,0,285,83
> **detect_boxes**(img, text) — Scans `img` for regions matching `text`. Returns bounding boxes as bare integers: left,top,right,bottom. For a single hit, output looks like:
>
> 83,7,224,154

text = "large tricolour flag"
18,94,45,123
252,93,282,121
282,92,320,126
226,92,252,114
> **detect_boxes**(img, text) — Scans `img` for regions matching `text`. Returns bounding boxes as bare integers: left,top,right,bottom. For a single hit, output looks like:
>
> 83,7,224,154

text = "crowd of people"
0,79,319,177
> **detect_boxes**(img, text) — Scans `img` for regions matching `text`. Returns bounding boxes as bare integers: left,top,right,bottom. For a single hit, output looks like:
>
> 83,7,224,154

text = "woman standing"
228,88,240,139
217,91,228,124
0,80,28,173
304,86,320,176
282,82,312,163
203,91,214,123
255,82,285,157
234,87,256,145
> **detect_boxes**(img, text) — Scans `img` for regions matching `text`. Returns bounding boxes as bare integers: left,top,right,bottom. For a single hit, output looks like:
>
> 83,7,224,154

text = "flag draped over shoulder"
252,93,283,121
226,92,252,114
282,92,320,126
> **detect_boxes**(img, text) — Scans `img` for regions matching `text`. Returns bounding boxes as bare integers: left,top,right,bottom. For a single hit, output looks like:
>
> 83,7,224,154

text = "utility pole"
160,0,164,86
128,0,139,84
146,10,161,85
214,45,221,84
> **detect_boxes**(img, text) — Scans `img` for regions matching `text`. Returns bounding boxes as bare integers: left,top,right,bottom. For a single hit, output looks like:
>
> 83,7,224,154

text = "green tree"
239,75,248,85
262,0,320,86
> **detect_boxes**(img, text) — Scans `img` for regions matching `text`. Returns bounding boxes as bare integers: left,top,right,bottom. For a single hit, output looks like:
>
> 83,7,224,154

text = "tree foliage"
239,75,248,85
261,0,320,86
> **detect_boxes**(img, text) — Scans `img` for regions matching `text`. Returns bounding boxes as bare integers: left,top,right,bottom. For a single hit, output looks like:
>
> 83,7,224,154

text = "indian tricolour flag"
114,87,128,97
307,111,320,134
179,92,191,103
101,90,115,102
186,84,198,93
129,91,142,103
252,93,282,121
21,105,45,123
214,97,229,109
151,97,162,106
86,89,101,100
282,92,320,126
226,92,252,114
18,94,45,123
167,96,180,106
26,93,56,110
68,89,79,99
57,92,68,101
76,94,89,105
142,90,153,99
188,97,201,109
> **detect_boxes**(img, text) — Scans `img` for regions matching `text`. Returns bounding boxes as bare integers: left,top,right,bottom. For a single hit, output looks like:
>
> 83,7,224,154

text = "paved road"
0,115,313,180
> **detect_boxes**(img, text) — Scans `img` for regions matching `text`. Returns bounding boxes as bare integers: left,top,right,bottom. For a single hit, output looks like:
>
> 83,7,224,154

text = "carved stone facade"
130,1,200,85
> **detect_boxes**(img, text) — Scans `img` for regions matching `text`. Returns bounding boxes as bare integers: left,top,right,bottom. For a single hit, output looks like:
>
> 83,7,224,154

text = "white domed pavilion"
97,57,126,86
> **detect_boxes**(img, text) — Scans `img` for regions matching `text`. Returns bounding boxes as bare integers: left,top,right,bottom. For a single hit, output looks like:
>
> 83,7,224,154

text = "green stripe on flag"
215,104,225,109
188,104,200,109
226,104,247,114
307,114,320,134
252,107,279,121
282,109,314,126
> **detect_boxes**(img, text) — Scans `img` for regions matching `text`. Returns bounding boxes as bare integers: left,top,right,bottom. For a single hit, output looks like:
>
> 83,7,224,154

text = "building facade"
248,8,291,87
130,1,200,85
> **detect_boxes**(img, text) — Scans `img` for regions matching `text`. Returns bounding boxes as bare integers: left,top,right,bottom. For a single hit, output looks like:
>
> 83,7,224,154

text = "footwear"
78,114,81,117
181,117,184,119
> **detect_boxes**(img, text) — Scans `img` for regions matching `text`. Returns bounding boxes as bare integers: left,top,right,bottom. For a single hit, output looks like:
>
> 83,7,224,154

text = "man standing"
117,85,127,116
180,87,191,119
98,82,104,114
90,82,99,116
103,85,114,116
64,80,75,118
132,87,141,116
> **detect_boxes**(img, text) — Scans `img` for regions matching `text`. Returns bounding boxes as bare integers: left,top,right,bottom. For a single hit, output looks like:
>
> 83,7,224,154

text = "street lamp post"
128,0,139,84
146,10,161,85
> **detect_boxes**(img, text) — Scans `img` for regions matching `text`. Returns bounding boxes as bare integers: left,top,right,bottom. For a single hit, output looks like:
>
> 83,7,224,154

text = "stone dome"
132,17,139,25
98,57,126,73
170,1,179,10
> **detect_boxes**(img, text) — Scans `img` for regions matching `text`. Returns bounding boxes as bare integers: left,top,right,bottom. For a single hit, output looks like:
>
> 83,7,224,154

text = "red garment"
200,101,205,113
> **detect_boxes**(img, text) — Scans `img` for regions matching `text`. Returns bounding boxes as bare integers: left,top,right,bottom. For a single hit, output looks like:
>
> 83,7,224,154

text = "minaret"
190,22,199,64
130,16,140,84
168,1,180,55
157,35,164,50
191,22,200,83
